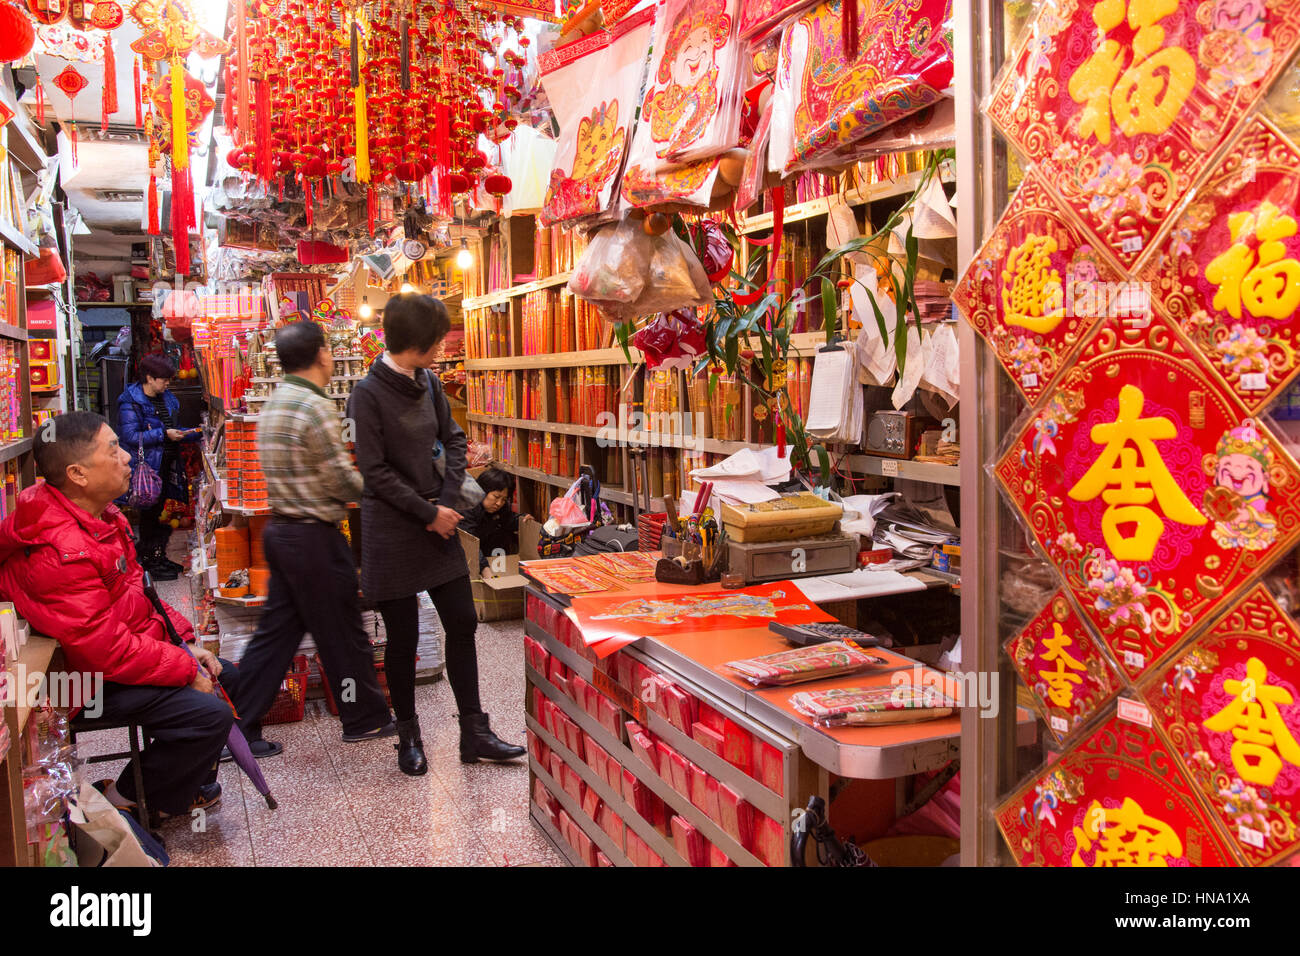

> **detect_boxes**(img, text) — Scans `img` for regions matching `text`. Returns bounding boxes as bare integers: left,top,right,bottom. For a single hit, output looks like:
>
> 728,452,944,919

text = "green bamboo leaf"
820,276,838,346
812,235,877,276
813,443,831,487
746,246,769,284
708,371,719,399
728,269,760,292
865,282,889,343
725,332,739,372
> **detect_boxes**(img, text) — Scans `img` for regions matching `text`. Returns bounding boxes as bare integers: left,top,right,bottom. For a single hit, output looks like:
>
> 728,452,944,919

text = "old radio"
864,410,937,460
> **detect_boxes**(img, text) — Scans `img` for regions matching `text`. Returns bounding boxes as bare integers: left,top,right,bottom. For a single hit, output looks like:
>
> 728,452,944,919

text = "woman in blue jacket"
117,354,200,579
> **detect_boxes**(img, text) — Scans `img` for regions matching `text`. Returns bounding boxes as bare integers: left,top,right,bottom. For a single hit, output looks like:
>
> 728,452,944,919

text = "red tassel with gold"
101,37,118,132
35,73,44,124
133,57,142,127
147,173,159,235
842,0,858,60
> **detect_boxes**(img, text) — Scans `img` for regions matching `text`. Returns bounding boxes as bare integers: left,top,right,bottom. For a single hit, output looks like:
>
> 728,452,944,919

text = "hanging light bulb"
456,237,473,271
400,281,416,294
358,296,373,320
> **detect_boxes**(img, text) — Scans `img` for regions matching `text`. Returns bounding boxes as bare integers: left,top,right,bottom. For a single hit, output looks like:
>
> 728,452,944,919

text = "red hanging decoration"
172,163,191,275
34,72,44,123
842,0,859,60
0,1,36,63
133,56,143,127
147,172,159,234
52,66,88,162
366,185,376,236
101,36,118,132
304,177,314,230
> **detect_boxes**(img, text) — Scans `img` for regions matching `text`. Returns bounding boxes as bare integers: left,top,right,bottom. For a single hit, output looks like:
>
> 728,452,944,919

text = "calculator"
768,621,888,648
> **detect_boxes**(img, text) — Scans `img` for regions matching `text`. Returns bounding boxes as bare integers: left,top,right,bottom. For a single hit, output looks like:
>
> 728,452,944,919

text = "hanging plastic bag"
568,217,653,309
614,227,714,321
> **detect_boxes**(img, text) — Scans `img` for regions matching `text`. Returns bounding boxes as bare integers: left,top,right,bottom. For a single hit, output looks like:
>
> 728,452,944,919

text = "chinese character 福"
1205,201,1300,322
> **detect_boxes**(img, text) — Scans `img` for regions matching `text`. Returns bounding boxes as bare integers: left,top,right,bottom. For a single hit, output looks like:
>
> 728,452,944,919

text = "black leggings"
374,574,482,722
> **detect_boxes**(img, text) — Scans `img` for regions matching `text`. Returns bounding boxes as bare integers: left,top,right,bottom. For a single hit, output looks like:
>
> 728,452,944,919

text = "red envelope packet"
663,683,697,735
575,826,598,867
705,776,721,823
570,674,590,712
563,765,585,806
668,749,691,798
688,761,709,814
585,734,610,782
599,695,623,739
723,720,752,774
671,815,708,867
709,843,734,867
753,812,784,866
654,740,678,788
548,752,565,786
582,786,602,823
697,700,725,733
718,782,754,848
596,851,613,867
692,722,725,756
630,730,659,772
758,741,783,795
625,830,647,867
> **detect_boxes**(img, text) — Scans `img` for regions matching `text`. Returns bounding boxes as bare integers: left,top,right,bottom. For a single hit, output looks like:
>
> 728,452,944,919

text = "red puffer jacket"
0,483,197,687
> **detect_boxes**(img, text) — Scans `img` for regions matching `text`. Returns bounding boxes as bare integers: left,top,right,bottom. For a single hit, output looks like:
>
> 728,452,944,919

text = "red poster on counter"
570,580,834,654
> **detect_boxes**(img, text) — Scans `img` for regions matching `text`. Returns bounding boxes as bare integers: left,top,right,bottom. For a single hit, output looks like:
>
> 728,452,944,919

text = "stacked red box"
598,804,626,853
626,721,657,772
718,782,754,849
752,813,785,867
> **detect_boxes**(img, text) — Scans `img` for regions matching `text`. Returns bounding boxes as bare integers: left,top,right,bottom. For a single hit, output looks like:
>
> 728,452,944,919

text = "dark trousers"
91,658,238,816
136,500,171,561
375,574,481,722
234,519,391,739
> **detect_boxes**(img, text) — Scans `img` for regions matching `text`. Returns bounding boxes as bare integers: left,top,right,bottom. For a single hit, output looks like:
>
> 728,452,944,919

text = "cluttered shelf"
0,221,36,258
499,461,633,505
0,438,33,465
735,169,927,236
462,271,575,310
0,322,26,343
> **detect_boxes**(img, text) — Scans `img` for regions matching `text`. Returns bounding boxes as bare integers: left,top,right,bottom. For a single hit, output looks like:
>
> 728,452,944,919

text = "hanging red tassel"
234,0,251,147
172,163,190,276
278,176,284,202
133,57,142,127
255,78,272,184
101,37,117,133
435,101,451,218
35,75,44,124
69,122,77,164
147,173,159,235
842,0,859,60
304,177,314,230
367,185,376,236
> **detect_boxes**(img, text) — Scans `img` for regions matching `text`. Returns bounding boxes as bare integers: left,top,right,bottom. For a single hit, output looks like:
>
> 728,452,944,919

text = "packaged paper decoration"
1138,113,1300,415
984,0,1300,271
639,0,745,164
789,684,956,725
539,7,656,225
723,640,889,686
1138,584,1300,867
738,0,819,41
770,0,954,174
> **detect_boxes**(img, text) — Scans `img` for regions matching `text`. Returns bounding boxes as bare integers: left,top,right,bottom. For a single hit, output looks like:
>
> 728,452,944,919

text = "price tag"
881,459,900,477
1238,825,1266,848
1117,697,1152,727
1021,372,1039,388
1123,649,1146,671
592,667,646,723
1050,715,1069,734
1241,373,1268,391
1121,236,1143,254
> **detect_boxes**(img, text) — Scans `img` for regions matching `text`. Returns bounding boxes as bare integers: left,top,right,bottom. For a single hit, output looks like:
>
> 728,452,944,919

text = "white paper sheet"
805,348,855,437
892,325,929,409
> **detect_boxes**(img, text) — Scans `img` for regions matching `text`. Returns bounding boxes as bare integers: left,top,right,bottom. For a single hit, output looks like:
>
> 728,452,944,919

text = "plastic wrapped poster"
789,684,956,725
1138,112,1300,415
994,710,1241,866
723,640,891,686
737,0,820,41
639,0,747,164
769,0,953,175
951,168,1133,407
984,0,1300,271
570,580,836,646
538,8,656,226
992,308,1300,685
1003,590,1122,745
1138,584,1300,866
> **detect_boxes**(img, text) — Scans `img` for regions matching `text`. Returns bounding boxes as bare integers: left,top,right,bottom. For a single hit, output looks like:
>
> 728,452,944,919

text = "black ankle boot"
394,718,427,776
459,713,525,763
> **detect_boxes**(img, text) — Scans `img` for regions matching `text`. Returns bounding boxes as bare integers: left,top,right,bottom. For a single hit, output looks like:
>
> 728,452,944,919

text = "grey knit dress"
347,359,470,603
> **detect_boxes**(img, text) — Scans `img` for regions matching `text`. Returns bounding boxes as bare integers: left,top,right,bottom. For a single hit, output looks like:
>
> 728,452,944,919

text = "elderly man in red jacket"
0,411,234,821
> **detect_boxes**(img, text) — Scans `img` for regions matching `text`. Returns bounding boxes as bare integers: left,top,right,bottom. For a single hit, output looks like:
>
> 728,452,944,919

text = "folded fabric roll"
722,640,888,686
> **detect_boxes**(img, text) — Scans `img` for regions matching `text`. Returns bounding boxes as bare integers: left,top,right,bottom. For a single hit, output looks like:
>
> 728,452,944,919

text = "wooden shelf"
843,453,961,486
76,301,151,308
31,387,62,396
0,221,36,258
464,332,837,372
0,322,26,342
0,438,33,465
736,170,925,235
214,594,267,607
14,636,59,737
497,460,633,505
462,271,574,310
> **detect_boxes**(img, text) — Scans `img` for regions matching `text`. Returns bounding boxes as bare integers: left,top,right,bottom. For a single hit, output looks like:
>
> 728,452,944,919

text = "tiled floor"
76,535,564,867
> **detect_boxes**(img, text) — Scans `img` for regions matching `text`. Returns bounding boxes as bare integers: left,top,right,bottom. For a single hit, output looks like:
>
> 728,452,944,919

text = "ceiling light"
456,238,473,271
358,296,372,320
400,282,415,294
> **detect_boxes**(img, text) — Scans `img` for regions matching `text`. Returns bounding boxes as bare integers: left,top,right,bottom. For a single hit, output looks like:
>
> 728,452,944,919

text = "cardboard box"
458,516,541,622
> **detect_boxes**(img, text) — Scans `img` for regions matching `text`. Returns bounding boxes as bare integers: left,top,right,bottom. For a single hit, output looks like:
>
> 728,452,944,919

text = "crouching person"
0,412,236,823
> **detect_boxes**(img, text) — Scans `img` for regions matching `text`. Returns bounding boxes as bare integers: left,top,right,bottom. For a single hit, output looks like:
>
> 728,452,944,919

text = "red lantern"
0,2,35,63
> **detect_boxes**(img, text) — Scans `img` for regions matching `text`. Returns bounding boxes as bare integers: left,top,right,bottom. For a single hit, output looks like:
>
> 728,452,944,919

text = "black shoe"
220,739,283,762
395,718,427,776
459,713,525,763
341,720,397,743
160,557,186,574
144,560,179,581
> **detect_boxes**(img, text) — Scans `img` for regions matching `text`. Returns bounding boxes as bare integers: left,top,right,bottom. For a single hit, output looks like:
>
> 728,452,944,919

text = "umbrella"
142,573,278,810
